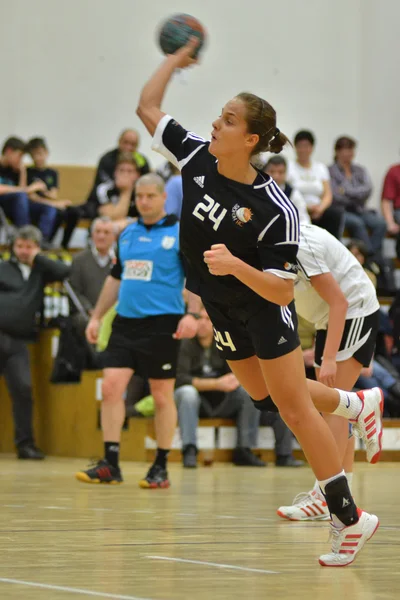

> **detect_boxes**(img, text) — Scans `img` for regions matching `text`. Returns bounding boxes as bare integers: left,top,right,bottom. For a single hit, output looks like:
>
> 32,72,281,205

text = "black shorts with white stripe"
314,309,380,368
203,297,300,361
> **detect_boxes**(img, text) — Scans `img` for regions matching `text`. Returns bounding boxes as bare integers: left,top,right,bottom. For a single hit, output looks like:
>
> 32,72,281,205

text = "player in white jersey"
278,224,380,522
136,38,382,566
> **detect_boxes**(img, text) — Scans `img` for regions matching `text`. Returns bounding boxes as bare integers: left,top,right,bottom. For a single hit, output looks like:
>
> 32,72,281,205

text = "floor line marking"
146,555,279,574
0,578,155,600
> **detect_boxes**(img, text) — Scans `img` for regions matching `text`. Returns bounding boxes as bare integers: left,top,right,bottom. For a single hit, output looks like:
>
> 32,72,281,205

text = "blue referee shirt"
111,214,185,319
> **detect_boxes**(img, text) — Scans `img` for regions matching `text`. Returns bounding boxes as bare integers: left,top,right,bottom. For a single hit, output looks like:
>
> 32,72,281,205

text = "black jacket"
0,254,70,339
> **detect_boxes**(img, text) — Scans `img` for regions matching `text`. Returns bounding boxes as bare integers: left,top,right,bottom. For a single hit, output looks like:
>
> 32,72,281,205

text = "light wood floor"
0,457,398,600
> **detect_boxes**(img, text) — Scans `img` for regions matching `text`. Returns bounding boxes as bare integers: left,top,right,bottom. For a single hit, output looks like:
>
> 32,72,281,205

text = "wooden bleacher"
1,328,400,462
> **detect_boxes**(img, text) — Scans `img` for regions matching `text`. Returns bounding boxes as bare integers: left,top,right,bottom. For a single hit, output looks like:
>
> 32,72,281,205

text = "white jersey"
295,224,379,330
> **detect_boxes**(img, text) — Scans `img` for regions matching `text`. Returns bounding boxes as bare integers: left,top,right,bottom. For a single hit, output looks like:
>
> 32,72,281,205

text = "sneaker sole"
139,479,170,489
277,509,330,522
318,516,380,567
370,388,384,465
75,472,123,485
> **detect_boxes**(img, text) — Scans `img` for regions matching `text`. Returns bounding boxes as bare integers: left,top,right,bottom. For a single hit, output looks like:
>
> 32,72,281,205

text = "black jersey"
152,115,299,305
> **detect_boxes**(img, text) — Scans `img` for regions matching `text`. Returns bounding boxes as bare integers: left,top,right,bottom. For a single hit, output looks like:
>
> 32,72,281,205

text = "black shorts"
314,310,379,368
101,313,182,379
203,297,300,361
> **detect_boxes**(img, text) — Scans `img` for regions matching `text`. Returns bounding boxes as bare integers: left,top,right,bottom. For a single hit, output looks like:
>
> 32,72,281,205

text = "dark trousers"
0,192,30,226
50,206,81,248
312,205,344,239
0,331,35,447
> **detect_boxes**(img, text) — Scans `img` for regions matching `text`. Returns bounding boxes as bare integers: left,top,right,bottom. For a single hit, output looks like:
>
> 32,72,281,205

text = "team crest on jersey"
161,235,176,250
232,203,253,226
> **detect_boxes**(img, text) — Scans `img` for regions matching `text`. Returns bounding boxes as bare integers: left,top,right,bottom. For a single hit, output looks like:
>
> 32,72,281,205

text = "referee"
75,174,198,488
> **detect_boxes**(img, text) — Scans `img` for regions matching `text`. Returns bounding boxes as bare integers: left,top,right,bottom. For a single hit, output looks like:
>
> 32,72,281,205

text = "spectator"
381,161,400,235
85,154,140,221
264,156,311,224
330,136,386,257
0,137,46,228
26,137,80,248
0,225,69,459
69,217,115,336
288,130,343,238
165,163,183,218
175,308,302,468
93,129,150,189
356,360,400,417
347,239,379,288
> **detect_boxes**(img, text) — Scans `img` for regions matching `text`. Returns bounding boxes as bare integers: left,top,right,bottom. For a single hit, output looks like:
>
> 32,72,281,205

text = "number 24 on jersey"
192,194,227,231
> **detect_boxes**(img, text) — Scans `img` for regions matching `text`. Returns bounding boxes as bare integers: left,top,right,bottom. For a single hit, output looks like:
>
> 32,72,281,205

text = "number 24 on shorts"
213,329,237,352
193,194,227,231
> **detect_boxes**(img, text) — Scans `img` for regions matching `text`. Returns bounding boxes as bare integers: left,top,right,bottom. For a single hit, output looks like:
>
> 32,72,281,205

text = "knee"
13,192,29,205
175,385,200,407
278,406,306,431
102,378,121,403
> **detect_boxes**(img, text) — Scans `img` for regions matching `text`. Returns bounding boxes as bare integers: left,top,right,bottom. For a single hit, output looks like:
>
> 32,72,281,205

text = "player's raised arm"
136,38,199,137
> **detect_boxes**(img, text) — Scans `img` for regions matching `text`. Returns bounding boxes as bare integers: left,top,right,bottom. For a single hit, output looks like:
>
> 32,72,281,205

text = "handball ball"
158,14,206,58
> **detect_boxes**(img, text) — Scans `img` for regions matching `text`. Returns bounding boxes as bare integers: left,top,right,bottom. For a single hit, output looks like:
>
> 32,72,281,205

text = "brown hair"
334,136,356,161
116,152,139,170
236,92,290,155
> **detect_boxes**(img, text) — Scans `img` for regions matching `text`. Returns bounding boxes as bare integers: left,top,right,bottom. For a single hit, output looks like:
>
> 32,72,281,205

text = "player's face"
92,222,115,253
119,131,138,153
336,146,355,164
295,140,314,162
135,184,166,222
266,164,286,186
209,99,258,159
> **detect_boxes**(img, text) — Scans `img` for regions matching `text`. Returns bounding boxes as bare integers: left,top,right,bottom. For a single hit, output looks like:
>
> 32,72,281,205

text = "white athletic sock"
312,479,321,495
346,472,353,493
318,469,346,495
332,389,363,420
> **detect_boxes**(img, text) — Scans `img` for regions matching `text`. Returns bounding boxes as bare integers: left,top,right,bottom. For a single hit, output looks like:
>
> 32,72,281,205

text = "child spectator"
264,156,310,225
0,137,46,228
85,154,140,221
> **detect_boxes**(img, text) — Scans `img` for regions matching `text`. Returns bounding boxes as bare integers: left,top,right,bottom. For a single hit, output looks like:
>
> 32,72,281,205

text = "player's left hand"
203,244,237,276
173,314,198,339
318,358,337,388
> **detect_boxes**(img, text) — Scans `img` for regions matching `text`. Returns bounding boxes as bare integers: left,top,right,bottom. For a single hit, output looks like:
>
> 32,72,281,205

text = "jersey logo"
193,175,205,188
138,236,152,243
278,336,287,345
232,203,253,227
161,236,176,250
123,260,153,282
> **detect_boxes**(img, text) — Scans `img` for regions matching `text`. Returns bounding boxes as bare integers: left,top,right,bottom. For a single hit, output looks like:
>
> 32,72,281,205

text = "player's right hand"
171,37,199,68
28,180,47,194
86,318,101,345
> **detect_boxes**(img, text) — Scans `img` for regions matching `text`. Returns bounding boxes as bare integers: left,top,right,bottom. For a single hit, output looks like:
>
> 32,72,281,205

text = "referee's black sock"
154,448,170,470
104,442,120,469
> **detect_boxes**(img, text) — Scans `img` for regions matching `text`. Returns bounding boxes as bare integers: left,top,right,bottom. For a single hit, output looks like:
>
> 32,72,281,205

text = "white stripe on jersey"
265,183,299,244
271,181,300,243
178,144,205,170
258,214,280,242
254,180,274,189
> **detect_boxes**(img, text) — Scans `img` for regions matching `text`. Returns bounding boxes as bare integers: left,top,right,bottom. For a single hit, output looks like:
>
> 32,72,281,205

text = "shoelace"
291,491,315,506
327,524,342,552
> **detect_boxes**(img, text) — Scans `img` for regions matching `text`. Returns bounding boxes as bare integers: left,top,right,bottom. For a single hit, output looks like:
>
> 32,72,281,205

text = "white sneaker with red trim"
352,388,384,464
319,510,379,567
277,490,330,521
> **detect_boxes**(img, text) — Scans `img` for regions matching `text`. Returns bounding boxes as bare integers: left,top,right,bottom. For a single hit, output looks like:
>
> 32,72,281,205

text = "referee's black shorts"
100,313,182,379
203,297,300,361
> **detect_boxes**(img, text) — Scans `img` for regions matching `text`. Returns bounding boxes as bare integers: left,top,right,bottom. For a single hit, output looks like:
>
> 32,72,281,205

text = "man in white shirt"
287,130,343,238
264,156,311,225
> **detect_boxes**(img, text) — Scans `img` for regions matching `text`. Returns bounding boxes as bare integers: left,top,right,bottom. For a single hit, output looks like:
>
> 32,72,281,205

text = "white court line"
0,578,154,600
147,555,279,575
